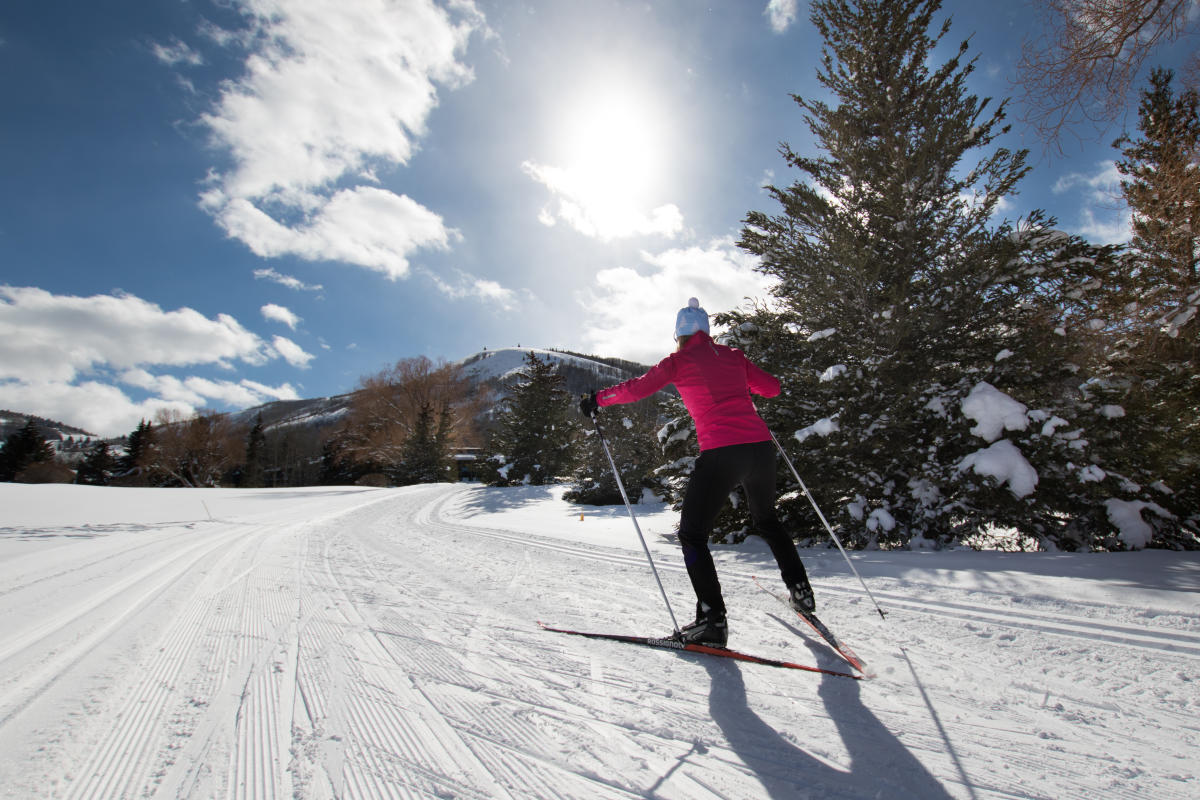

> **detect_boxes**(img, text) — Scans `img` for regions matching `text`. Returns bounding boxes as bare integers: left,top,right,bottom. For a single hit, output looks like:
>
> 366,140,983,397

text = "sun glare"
544,83,675,238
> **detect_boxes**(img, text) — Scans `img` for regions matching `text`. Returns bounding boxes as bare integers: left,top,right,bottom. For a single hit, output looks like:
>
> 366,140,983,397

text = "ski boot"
676,609,728,648
789,576,816,614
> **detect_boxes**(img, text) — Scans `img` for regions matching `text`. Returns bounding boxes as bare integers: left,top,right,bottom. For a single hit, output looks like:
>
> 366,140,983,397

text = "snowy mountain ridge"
0,348,646,443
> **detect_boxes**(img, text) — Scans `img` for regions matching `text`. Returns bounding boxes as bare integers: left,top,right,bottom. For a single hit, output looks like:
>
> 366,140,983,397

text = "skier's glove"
579,391,599,419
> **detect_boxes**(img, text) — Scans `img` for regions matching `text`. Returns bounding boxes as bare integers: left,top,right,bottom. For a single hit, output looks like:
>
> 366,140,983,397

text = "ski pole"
770,430,888,621
591,413,681,634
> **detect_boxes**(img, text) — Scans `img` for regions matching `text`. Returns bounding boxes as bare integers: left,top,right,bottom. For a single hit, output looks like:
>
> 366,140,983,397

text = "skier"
580,298,815,647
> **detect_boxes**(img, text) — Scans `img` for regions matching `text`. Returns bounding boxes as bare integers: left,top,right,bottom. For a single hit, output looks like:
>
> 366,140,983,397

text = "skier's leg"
677,448,739,619
742,441,812,590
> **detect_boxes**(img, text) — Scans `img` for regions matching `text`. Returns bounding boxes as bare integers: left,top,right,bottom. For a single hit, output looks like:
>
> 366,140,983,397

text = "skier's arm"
745,357,781,398
597,358,676,407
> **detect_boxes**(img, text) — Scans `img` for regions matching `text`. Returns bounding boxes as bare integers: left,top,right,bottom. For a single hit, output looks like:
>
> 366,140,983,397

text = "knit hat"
674,297,710,340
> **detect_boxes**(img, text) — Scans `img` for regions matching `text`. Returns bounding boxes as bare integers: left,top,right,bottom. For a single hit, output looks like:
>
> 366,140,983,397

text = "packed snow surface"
1,482,1197,799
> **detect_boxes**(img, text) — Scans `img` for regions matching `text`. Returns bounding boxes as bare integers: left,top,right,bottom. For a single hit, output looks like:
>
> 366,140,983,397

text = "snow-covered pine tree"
566,397,663,505
651,394,696,508
735,0,1138,550
1081,67,1200,544
479,352,576,486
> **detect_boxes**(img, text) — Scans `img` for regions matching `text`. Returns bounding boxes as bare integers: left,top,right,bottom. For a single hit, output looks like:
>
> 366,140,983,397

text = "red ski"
753,576,874,677
538,621,861,679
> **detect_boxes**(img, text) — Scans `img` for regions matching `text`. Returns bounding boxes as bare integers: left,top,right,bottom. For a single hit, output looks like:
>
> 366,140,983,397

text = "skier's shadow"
699,627,955,800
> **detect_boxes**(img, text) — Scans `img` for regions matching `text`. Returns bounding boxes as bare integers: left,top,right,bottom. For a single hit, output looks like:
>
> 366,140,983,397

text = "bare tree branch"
1016,0,1198,153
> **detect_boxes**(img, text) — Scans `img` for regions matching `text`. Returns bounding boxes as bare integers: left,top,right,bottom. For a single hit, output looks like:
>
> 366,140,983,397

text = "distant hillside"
4,348,651,444
0,410,96,443
227,393,356,434
459,347,647,399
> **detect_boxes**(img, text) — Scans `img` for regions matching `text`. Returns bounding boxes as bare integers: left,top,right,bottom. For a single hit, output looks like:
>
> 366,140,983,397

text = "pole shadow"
699,631,960,799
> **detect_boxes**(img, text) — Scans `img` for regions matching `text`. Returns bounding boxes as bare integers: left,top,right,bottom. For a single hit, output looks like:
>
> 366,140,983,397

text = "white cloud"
419,267,522,310
523,160,685,241
579,238,777,364
1075,206,1134,245
1053,160,1122,198
765,0,799,33
152,38,204,67
253,268,323,292
0,286,304,436
240,379,301,402
1053,160,1132,244
271,335,315,368
0,376,300,439
120,369,270,408
261,303,300,330
196,0,486,276
0,286,270,382
202,186,456,280
0,380,192,439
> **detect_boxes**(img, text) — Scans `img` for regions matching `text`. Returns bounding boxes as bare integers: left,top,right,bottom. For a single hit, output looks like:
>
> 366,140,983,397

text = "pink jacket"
597,331,781,451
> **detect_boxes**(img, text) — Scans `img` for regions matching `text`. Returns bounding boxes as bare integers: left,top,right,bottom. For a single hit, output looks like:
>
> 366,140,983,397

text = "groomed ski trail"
0,482,1194,800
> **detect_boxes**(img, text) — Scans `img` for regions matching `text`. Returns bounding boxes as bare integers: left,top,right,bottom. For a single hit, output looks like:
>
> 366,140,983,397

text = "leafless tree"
332,357,489,474
153,409,246,487
1016,0,1198,151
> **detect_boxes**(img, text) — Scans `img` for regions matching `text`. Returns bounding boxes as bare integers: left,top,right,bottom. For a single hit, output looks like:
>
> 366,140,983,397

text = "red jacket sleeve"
745,357,781,398
597,356,677,406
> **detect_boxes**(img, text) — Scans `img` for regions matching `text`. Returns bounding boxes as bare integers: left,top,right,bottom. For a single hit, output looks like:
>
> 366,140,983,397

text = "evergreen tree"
1116,69,1200,295
116,419,156,483
0,419,56,482
480,352,576,486
566,398,664,505
1083,67,1200,544
75,440,117,486
241,413,268,488
320,432,363,485
396,402,452,484
736,0,1139,550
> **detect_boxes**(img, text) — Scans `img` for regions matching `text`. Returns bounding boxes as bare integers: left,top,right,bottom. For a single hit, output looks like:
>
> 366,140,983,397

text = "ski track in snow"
0,483,1195,799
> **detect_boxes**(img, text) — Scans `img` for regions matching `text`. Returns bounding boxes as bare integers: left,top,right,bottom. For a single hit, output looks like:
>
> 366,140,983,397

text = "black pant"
677,440,808,619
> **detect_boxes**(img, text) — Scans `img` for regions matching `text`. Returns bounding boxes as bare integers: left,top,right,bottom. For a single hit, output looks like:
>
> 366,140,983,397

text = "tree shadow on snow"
699,632,957,800
452,484,563,516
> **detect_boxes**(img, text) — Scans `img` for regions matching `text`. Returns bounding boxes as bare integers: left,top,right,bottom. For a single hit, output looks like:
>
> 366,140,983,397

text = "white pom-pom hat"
674,297,710,340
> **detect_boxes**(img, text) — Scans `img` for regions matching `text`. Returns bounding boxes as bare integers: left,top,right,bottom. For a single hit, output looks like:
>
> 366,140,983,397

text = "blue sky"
0,0,1193,437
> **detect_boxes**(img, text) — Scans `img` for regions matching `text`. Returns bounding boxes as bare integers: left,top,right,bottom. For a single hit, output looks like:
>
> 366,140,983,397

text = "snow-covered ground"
0,482,1196,799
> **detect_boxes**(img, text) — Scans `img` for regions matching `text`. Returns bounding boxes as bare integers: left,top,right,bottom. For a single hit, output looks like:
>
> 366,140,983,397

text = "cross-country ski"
537,621,863,679
753,575,874,676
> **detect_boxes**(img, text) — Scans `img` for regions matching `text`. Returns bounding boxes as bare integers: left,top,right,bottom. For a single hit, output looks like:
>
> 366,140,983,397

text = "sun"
535,80,679,239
